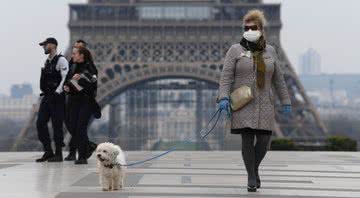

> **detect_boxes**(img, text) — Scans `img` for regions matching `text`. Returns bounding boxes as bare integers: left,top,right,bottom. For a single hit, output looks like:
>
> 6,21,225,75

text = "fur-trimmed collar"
239,36,266,52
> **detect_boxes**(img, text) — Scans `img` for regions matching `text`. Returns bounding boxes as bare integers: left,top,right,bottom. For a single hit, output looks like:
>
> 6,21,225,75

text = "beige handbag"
229,57,257,111
230,84,254,111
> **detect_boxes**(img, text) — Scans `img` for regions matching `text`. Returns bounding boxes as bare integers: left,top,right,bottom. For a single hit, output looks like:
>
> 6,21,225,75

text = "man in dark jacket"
36,37,69,162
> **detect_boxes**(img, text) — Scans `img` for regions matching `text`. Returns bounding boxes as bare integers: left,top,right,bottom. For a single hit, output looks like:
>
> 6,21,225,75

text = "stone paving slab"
0,151,360,198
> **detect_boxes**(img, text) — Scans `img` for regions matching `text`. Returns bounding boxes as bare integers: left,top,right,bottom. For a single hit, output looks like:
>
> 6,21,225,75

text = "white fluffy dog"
96,142,126,191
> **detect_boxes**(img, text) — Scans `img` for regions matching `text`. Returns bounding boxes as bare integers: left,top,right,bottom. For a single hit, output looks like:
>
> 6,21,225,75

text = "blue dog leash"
122,108,224,167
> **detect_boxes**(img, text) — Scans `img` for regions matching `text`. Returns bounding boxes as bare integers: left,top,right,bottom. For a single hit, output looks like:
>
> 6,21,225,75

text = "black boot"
35,151,54,162
85,141,97,159
247,175,257,192
64,150,76,161
247,185,257,192
48,148,63,162
75,158,88,165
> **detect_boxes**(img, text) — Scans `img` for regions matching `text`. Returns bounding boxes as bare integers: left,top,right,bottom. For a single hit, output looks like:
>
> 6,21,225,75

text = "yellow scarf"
240,36,266,89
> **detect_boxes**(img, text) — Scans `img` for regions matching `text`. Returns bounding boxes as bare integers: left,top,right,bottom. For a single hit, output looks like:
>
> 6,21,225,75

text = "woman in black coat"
63,47,100,164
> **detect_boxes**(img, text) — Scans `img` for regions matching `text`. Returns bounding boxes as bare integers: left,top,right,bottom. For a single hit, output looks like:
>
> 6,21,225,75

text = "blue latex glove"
218,97,232,118
282,104,292,114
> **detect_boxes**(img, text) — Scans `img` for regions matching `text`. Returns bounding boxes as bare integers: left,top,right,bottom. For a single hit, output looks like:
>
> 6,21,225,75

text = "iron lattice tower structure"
12,0,327,151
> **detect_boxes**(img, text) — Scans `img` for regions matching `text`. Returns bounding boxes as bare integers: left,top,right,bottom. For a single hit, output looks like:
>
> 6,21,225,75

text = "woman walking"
63,47,100,164
217,10,292,192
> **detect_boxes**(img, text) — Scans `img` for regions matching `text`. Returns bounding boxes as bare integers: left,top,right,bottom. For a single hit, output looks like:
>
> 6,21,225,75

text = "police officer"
64,40,98,161
36,37,69,162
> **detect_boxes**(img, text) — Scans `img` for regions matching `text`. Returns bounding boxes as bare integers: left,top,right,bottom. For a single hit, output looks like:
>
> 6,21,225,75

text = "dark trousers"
36,94,65,153
67,94,93,158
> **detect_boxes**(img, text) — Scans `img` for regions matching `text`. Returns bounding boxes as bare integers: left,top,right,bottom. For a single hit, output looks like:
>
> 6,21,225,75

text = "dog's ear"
110,150,119,162
113,150,119,157
113,145,121,156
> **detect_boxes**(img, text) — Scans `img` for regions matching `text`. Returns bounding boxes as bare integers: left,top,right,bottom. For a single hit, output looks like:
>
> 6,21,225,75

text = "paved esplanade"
1,151,360,198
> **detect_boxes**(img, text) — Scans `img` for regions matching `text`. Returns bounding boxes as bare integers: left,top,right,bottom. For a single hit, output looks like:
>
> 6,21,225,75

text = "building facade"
299,48,321,75
0,95,38,121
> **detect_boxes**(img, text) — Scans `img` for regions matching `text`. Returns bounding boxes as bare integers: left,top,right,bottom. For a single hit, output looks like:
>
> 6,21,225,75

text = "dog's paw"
102,188,110,191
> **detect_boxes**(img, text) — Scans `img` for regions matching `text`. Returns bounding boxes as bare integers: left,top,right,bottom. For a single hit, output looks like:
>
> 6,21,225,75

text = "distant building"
0,95,38,121
300,74,360,106
10,83,33,99
299,48,321,75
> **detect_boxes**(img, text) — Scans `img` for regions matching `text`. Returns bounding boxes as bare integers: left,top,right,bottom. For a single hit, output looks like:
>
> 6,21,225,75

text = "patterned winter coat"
218,43,291,131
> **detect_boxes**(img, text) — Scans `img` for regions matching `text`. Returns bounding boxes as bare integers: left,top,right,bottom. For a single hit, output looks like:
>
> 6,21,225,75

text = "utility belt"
40,92,65,105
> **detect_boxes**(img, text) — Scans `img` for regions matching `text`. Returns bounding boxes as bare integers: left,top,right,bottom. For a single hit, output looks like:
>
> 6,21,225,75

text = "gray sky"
0,0,359,95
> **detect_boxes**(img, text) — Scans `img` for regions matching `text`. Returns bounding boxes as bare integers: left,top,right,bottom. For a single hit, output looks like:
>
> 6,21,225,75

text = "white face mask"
243,30,261,42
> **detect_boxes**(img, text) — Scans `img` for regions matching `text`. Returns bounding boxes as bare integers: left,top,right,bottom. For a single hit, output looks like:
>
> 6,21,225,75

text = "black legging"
65,95,76,153
241,129,272,187
67,94,93,159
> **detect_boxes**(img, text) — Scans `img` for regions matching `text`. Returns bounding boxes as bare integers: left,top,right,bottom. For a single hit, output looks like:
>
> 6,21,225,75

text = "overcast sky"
0,0,359,95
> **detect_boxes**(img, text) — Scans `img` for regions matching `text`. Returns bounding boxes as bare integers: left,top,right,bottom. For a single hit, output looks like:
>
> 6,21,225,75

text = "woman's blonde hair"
243,9,267,30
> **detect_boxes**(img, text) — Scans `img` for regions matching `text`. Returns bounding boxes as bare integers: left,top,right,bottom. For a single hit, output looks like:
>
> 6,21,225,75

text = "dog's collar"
103,163,122,169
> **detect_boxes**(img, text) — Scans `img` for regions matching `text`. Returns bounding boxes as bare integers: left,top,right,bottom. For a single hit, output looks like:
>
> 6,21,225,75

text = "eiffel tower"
12,0,327,151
